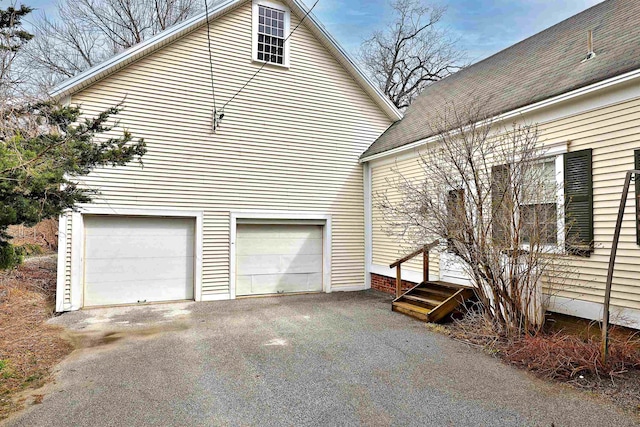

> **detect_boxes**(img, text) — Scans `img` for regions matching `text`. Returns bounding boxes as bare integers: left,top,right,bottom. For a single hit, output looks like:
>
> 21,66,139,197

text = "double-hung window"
253,1,290,67
520,159,559,246
491,146,570,252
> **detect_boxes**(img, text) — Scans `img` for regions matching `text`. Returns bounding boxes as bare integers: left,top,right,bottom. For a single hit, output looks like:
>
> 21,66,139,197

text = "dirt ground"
0,256,73,421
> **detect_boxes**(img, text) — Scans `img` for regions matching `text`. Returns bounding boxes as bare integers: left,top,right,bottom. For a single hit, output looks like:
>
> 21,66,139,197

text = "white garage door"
83,216,195,307
236,224,323,296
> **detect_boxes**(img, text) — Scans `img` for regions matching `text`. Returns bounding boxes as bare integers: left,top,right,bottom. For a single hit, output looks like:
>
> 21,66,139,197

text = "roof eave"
359,65,640,163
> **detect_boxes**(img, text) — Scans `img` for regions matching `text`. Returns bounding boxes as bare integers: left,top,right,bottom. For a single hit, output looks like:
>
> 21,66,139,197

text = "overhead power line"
221,0,321,111
204,0,218,130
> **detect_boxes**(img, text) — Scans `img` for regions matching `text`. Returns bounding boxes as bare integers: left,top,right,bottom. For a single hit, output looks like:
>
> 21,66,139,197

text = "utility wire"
204,0,217,113
222,0,320,110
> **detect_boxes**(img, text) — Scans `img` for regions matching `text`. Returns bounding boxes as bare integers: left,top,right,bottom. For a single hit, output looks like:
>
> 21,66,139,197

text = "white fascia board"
50,0,402,122
360,67,640,163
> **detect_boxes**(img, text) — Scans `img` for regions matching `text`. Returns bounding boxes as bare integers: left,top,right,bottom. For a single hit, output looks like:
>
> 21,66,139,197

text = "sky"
20,0,604,63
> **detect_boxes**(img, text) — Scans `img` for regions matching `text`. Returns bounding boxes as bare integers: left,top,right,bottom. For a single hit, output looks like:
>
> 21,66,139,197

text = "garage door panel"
85,278,194,307
236,275,252,295
83,215,195,307
85,257,194,282
236,255,282,275
279,254,323,274
85,217,194,236
236,224,324,296
236,273,322,295
85,235,194,259
236,237,322,256
237,225,322,240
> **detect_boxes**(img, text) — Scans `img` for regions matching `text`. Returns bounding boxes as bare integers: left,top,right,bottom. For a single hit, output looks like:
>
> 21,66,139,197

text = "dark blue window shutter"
635,149,640,246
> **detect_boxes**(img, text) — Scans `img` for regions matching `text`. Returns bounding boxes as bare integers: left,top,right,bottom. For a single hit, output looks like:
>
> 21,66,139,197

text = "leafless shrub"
377,99,576,336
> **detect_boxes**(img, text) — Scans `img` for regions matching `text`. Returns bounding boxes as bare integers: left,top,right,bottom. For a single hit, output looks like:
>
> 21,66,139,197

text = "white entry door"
83,215,195,307
236,224,323,296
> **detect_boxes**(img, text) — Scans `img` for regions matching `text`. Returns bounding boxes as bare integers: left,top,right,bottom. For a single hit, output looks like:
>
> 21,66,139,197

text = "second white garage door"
236,224,324,296
83,215,195,307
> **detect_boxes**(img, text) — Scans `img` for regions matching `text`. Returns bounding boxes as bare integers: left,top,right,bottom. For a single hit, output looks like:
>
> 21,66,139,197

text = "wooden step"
402,294,441,307
412,287,451,301
427,288,476,323
392,281,476,324
427,281,469,290
392,301,430,321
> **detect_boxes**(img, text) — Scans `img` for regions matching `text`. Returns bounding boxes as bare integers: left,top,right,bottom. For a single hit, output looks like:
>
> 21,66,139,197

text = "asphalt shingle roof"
362,0,640,159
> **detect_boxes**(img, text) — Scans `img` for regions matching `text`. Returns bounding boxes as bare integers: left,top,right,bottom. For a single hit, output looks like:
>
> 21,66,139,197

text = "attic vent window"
253,1,290,67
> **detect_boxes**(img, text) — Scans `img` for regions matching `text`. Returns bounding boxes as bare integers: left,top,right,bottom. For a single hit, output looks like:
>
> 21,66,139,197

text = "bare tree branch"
360,0,465,110
22,0,203,91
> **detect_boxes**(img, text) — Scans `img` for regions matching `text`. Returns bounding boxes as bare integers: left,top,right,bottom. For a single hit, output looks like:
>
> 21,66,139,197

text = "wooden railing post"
390,240,439,299
423,246,429,283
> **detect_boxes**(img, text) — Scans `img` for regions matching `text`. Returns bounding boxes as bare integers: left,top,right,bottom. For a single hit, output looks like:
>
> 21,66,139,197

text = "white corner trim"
370,264,427,284
363,163,372,289
69,206,204,310
70,211,83,311
55,214,68,312
360,68,640,163
548,295,640,330
229,210,333,299
252,0,291,68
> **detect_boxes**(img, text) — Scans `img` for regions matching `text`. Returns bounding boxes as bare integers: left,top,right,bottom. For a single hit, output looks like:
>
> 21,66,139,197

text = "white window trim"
229,210,332,299
66,206,204,310
519,142,568,254
252,0,291,68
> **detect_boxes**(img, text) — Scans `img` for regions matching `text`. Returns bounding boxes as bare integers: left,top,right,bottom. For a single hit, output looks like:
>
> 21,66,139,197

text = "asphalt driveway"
3,291,637,427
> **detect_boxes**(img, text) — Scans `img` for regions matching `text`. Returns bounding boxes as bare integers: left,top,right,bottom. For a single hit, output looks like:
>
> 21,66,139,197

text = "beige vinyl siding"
370,95,640,314
537,97,640,311
67,0,391,298
371,156,440,278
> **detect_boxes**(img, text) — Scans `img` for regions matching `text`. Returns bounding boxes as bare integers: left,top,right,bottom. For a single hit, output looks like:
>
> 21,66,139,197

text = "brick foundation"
371,273,417,295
